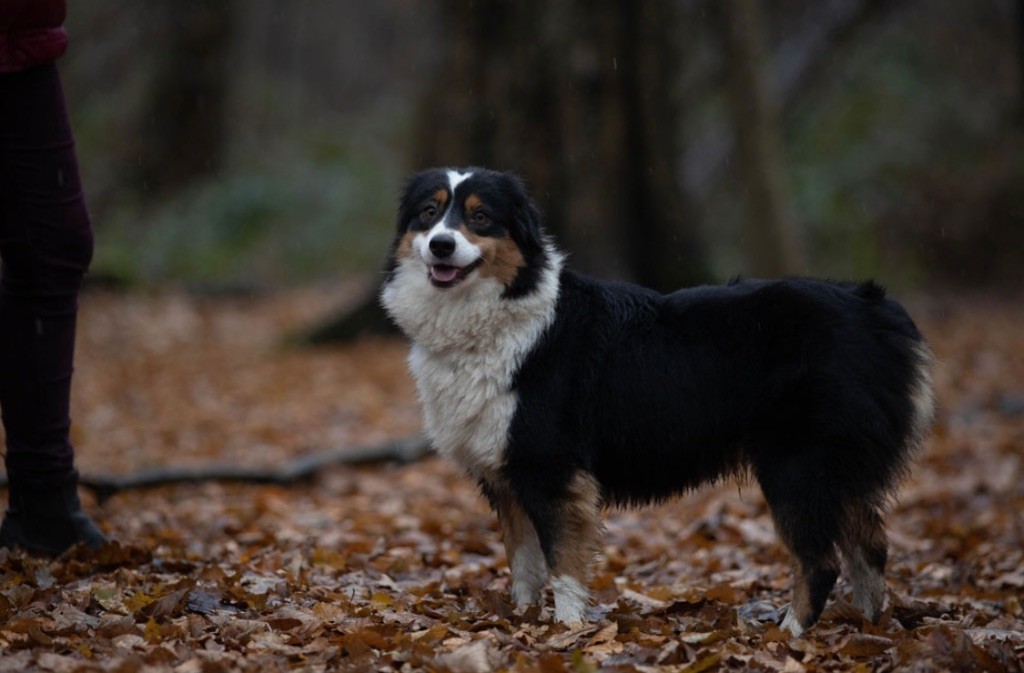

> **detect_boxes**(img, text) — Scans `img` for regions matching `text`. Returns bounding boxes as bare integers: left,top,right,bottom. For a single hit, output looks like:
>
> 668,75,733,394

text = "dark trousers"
0,63,93,488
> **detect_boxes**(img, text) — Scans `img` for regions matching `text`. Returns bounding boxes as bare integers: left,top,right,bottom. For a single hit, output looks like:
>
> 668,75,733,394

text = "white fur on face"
416,221,481,269
411,170,480,271
381,243,564,477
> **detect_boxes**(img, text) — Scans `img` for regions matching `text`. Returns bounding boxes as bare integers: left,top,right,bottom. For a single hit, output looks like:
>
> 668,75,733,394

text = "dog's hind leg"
519,471,603,623
839,504,888,622
490,483,548,609
779,551,840,637
758,457,842,637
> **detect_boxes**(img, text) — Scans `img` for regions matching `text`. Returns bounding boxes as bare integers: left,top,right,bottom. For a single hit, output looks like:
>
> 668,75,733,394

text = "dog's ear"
386,169,435,282
396,170,433,233
384,187,412,282
508,174,546,253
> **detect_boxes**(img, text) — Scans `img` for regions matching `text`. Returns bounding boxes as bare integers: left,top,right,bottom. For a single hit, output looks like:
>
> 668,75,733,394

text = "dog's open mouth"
429,260,481,288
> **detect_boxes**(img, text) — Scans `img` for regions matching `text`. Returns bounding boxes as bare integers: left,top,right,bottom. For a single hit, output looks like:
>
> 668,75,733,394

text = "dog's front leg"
482,480,547,609
494,489,548,609
521,471,603,624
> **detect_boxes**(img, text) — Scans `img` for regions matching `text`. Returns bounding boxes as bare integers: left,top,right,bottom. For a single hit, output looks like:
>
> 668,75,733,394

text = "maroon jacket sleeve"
0,0,69,73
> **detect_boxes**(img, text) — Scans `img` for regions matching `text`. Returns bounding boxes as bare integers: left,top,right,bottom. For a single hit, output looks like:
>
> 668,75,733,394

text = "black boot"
0,470,107,556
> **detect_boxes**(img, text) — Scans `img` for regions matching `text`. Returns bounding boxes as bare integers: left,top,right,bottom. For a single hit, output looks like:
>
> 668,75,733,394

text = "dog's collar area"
429,259,482,288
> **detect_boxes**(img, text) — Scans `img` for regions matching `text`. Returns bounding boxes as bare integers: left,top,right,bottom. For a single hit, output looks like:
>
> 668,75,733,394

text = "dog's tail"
907,340,936,452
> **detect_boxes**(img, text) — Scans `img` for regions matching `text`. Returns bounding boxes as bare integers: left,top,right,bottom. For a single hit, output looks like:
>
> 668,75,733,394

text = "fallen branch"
0,435,431,505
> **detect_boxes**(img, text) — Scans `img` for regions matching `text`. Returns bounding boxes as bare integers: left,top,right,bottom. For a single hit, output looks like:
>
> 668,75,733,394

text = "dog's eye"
420,205,437,222
472,211,489,225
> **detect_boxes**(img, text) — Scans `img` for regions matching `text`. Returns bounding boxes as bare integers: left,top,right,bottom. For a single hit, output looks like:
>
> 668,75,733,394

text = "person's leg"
0,63,105,555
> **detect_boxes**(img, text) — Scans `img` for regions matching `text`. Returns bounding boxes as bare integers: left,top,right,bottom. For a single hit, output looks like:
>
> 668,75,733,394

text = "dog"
380,167,934,636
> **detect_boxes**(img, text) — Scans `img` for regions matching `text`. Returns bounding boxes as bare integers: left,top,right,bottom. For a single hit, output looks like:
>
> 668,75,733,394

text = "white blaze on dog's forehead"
447,169,472,192
427,221,448,239
436,174,468,230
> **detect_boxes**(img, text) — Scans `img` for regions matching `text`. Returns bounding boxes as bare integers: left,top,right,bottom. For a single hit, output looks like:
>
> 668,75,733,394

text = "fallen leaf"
433,639,498,673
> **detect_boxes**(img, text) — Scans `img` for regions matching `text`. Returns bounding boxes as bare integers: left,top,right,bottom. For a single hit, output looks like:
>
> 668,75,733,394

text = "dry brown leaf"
434,639,500,673
837,632,895,658
546,623,601,650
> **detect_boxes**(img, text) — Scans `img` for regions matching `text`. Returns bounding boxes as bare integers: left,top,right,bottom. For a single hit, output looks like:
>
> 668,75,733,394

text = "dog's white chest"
381,247,564,476
409,344,518,476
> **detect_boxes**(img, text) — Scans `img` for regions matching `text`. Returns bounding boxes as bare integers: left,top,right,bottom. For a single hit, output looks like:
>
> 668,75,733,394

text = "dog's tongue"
431,265,460,283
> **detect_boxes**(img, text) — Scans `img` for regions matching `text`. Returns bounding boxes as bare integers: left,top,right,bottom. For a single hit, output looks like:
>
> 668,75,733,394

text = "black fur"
504,272,929,563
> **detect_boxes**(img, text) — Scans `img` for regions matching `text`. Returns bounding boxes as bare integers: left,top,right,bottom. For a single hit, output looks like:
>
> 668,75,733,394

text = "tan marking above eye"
433,188,448,206
464,194,482,211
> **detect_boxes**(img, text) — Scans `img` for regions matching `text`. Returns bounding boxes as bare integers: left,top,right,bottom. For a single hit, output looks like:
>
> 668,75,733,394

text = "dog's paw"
779,607,805,638
553,610,586,625
552,575,589,624
511,585,543,610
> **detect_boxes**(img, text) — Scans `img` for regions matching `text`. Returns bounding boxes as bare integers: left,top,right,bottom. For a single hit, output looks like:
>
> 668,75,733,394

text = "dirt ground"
1,287,1022,672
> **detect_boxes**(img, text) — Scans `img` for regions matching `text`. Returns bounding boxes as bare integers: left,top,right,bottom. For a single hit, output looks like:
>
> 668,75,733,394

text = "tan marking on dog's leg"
551,472,603,624
782,552,840,637
782,562,812,637
493,485,547,609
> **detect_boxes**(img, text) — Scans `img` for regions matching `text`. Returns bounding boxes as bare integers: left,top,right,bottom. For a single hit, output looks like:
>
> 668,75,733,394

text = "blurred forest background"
61,0,1024,297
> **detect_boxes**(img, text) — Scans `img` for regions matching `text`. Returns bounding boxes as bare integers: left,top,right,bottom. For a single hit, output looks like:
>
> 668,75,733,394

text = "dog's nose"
429,235,456,258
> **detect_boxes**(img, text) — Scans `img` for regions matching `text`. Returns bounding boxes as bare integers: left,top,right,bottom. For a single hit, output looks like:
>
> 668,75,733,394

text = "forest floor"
1,287,1022,672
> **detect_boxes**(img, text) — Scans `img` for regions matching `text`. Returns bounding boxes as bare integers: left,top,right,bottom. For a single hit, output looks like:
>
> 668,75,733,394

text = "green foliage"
782,12,1015,286
93,155,396,288
69,2,1020,290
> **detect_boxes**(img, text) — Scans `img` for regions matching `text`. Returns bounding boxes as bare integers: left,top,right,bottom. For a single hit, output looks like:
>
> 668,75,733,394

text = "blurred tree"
298,0,711,343
413,0,710,291
296,1,712,342
720,0,805,278
137,1,233,199
684,0,899,200
1018,0,1024,121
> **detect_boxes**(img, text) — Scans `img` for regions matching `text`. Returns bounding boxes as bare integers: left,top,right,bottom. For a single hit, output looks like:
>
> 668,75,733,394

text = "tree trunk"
684,0,899,199
304,0,713,344
137,0,234,200
619,2,708,290
721,0,805,278
413,0,710,291
1018,0,1024,122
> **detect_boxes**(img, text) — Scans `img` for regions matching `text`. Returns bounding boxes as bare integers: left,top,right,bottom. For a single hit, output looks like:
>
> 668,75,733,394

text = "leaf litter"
0,289,1022,671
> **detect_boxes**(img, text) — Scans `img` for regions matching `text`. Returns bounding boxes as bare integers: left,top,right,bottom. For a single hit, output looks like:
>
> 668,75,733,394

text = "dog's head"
383,167,550,300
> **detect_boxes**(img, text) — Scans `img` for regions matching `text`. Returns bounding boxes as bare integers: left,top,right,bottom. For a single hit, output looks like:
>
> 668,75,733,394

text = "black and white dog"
380,167,934,636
